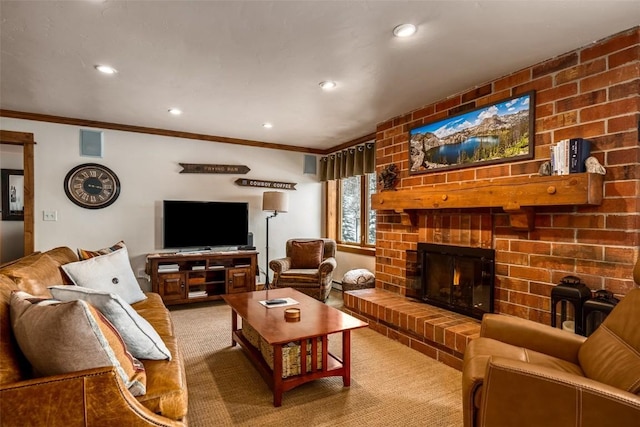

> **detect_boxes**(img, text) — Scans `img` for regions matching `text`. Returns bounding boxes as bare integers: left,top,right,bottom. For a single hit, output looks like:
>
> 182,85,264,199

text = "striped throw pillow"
78,240,126,260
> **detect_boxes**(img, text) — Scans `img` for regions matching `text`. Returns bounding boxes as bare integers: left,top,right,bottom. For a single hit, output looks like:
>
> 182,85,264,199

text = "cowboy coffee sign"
234,178,297,190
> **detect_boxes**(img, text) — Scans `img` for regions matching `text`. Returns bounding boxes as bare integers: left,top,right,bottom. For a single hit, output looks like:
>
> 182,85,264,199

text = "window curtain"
319,141,375,181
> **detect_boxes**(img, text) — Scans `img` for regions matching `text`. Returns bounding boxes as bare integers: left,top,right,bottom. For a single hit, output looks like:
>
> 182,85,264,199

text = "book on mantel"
569,138,591,173
551,138,591,175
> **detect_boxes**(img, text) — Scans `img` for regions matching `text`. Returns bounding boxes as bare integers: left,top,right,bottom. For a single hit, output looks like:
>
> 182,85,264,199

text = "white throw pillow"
10,291,147,396
50,285,171,361
61,247,147,304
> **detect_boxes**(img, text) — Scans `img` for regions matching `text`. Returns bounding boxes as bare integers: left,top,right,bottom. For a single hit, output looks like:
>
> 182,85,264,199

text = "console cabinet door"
158,273,186,301
226,267,252,293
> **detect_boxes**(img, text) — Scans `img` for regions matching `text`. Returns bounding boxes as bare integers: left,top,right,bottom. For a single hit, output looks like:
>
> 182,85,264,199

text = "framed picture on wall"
1,169,24,221
409,91,535,174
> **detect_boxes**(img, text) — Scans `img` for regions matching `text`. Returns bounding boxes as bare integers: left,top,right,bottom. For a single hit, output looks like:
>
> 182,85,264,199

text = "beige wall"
0,117,327,290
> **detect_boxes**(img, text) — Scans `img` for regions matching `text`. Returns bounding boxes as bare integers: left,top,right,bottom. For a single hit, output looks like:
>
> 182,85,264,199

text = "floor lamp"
262,191,289,289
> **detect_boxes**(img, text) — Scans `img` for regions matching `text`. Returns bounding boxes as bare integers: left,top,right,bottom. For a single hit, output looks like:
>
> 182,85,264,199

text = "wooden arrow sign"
179,163,250,174
234,178,297,190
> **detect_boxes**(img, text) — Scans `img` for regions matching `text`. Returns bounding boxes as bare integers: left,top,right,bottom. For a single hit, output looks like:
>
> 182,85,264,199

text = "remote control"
265,299,287,305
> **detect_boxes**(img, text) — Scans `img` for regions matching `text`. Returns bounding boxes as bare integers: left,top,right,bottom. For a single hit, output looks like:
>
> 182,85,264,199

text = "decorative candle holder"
284,307,300,322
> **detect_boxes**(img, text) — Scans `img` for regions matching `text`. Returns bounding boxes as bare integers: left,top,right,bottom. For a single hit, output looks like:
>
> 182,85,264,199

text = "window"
338,173,376,246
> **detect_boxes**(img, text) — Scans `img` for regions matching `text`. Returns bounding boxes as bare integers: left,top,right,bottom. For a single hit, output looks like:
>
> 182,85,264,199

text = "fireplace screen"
407,244,495,319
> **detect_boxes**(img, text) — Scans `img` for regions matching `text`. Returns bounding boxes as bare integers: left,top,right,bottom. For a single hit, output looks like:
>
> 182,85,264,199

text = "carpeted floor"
169,290,463,426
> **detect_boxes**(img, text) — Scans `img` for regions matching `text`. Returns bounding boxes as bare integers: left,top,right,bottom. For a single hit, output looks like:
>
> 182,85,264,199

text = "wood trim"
336,244,375,256
0,130,36,145
325,180,337,240
22,143,34,253
0,130,35,255
0,109,327,155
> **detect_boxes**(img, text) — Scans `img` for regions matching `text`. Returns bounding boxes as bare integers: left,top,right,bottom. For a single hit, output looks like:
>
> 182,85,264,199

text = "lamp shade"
262,191,289,213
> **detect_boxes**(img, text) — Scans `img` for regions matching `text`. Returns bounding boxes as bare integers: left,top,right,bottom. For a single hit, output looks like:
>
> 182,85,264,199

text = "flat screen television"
163,200,249,249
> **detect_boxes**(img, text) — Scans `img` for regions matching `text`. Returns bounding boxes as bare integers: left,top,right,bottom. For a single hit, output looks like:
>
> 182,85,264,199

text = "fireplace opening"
406,243,495,320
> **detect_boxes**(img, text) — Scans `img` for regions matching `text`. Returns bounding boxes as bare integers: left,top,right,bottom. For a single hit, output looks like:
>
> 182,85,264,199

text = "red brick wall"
375,27,640,325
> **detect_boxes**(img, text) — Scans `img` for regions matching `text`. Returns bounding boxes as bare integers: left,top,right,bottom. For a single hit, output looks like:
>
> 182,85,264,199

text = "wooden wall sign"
179,163,250,174
234,178,297,190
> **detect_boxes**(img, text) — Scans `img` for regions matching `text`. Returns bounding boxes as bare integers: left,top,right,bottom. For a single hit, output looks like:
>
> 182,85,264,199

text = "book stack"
188,290,208,298
191,265,206,271
550,138,591,175
158,263,179,273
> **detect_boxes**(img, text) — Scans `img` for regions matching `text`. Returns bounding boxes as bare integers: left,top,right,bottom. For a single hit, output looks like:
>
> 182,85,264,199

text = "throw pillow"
78,240,127,260
61,246,147,304
290,240,325,269
49,285,171,361
10,290,146,396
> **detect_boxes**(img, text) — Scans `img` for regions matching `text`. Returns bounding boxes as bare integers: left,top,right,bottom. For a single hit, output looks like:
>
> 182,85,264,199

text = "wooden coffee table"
222,287,368,406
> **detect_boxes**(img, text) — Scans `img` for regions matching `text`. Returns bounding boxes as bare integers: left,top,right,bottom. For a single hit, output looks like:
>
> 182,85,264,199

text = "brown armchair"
269,238,337,302
462,259,640,427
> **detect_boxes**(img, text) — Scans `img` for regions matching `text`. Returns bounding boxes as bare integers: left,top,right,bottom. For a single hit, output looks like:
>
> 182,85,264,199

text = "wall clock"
64,163,120,209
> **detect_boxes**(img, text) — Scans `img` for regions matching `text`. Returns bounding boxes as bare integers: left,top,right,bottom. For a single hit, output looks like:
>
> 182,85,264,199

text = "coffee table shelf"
233,329,343,393
223,288,368,406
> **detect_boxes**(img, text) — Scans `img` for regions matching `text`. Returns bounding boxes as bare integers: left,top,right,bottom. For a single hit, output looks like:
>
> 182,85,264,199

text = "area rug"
170,299,463,426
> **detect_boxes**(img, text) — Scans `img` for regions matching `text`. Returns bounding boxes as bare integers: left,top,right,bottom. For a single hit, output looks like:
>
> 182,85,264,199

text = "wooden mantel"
371,173,604,230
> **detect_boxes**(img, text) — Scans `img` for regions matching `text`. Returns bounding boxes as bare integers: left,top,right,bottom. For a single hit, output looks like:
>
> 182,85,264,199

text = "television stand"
146,250,258,305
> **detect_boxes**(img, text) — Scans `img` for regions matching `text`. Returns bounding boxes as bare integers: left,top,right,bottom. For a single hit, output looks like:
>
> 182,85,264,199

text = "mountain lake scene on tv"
409,93,532,173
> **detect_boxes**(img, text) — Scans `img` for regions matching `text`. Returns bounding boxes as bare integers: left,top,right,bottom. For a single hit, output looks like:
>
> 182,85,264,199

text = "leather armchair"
462,260,640,427
269,238,337,301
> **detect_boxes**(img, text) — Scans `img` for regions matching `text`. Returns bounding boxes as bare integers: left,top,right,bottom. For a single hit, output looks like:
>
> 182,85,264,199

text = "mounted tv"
163,200,248,250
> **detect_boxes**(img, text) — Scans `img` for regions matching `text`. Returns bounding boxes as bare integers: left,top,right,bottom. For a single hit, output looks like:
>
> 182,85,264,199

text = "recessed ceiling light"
393,23,417,38
168,108,182,115
95,64,117,74
262,122,273,128
319,81,337,90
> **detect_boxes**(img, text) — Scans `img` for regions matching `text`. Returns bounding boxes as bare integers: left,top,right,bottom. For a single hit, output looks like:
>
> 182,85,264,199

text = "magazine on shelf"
188,290,208,298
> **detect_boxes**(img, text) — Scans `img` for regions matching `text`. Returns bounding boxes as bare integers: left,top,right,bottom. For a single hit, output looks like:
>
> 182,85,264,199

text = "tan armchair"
269,238,337,302
462,259,640,427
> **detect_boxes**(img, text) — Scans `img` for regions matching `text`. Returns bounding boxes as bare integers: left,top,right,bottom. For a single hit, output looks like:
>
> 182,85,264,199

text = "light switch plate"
43,210,57,221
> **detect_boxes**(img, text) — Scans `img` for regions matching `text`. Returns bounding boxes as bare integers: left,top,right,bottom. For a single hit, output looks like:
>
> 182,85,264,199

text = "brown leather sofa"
270,238,337,301
0,247,188,426
462,259,640,427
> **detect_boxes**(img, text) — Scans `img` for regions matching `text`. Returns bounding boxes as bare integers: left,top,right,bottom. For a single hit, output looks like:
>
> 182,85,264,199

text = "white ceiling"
1,1,638,152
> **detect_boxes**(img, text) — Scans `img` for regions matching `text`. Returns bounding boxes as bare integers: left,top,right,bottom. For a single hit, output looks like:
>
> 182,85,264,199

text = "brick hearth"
343,288,480,370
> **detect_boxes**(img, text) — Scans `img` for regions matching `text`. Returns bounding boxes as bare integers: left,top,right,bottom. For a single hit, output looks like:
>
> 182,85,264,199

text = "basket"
259,335,323,378
241,320,261,349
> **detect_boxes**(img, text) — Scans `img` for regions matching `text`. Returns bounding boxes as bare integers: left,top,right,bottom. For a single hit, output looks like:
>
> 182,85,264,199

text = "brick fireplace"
407,243,495,320
343,27,639,369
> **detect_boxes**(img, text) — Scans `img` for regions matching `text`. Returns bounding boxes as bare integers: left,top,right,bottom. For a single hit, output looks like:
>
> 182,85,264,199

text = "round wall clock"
64,163,121,209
